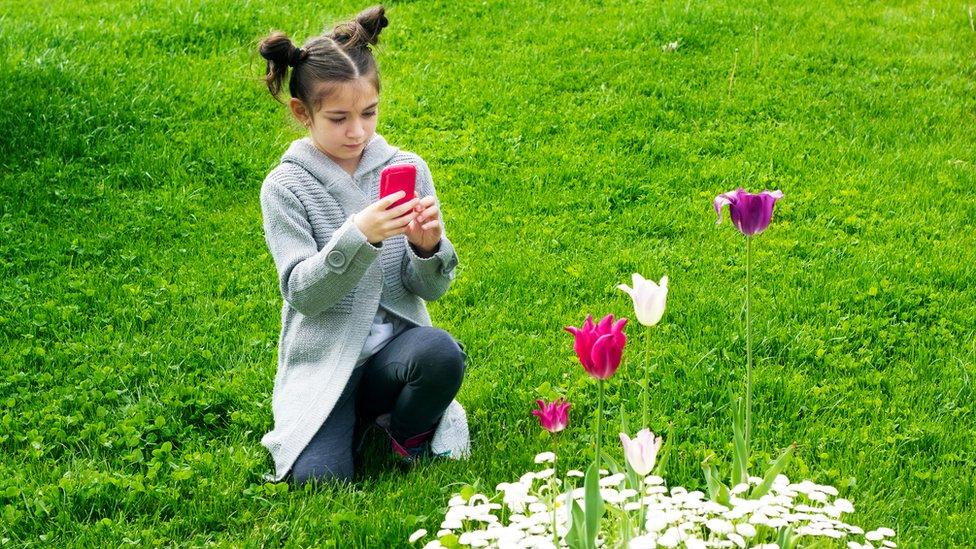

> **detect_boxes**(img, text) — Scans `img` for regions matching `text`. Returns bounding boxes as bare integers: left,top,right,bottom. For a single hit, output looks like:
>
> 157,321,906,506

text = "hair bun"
331,5,387,48
357,5,388,44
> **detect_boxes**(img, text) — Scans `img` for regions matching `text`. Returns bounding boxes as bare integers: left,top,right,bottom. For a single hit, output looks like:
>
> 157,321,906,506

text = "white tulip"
617,273,668,326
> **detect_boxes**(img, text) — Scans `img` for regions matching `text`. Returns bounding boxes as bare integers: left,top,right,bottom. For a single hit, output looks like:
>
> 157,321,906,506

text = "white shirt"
355,306,406,368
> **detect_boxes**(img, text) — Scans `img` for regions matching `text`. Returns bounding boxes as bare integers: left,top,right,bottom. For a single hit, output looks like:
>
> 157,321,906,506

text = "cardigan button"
327,250,346,269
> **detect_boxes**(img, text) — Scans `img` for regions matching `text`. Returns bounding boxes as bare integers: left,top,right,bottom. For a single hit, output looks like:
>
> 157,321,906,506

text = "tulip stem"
639,479,646,536
552,435,559,544
745,234,753,454
622,501,631,545
596,379,604,470
642,328,653,429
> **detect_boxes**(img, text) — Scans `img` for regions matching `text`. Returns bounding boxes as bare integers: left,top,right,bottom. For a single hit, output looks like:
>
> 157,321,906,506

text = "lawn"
1,0,974,546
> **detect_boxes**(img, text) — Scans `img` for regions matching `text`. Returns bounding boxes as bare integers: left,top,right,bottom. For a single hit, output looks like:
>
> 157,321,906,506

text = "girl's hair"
258,5,388,109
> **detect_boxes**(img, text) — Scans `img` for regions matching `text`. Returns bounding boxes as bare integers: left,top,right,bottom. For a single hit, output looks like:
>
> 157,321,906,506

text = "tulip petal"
565,325,595,370
612,317,629,347
590,333,623,379
617,283,635,299
583,314,595,332
650,282,668,325
713,189,742,225
619,432,631,447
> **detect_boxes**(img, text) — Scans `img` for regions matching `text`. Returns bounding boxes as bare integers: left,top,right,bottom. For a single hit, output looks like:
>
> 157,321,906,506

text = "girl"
257,5,469,484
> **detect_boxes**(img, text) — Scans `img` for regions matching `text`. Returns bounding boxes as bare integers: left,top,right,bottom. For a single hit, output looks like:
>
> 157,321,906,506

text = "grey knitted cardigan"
259,134,469,481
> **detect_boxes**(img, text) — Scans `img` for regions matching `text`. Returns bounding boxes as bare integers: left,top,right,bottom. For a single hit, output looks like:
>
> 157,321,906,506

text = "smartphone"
379,164,417,212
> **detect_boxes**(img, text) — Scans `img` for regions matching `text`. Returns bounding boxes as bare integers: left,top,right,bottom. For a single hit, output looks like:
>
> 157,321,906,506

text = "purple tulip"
714,188,784,235
565,314,628,380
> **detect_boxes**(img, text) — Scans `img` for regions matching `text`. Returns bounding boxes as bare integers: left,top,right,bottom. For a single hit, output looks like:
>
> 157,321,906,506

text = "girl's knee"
416,328,466,388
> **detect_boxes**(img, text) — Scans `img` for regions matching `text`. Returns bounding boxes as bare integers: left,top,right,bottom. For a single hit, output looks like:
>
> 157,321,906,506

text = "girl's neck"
313,140,361,176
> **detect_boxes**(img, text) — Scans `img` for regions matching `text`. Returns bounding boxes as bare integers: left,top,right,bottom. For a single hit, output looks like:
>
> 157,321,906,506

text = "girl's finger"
422,220,441,230
382,213,413,230
420,205,440,219
392,213,417,228
378,191,406,208
386,198,420,217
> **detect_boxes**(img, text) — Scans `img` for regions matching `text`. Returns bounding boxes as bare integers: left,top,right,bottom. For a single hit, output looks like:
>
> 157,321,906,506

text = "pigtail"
259,31,306,102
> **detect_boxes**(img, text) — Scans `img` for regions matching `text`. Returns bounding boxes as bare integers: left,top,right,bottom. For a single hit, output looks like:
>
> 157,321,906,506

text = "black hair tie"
288,47,305,67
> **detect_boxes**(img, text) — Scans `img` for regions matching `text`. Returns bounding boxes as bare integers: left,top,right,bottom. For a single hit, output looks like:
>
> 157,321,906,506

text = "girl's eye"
329,118,345,124
363,111,377,117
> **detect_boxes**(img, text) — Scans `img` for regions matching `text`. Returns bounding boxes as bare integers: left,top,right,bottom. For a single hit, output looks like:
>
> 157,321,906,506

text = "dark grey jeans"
290,326,467,485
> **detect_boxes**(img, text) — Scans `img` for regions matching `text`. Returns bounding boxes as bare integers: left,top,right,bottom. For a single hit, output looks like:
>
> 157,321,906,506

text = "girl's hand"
404,196,443,256
353,191,420,245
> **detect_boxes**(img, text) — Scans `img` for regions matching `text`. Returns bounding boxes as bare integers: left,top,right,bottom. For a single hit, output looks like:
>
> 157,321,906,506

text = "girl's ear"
289,98,311,128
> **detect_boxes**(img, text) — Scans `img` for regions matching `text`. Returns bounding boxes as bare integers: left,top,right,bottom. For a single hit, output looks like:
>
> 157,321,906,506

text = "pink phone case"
380,164,417,211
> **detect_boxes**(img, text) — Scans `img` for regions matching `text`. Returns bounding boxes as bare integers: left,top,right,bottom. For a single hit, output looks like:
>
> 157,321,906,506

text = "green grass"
2,0,975,546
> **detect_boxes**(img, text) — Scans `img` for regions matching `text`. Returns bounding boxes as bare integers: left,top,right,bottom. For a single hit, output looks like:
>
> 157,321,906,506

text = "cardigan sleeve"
260,178,381,317
400,157,459,302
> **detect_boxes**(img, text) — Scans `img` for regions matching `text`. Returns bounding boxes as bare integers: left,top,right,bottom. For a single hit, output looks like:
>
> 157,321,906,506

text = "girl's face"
290,78,379,173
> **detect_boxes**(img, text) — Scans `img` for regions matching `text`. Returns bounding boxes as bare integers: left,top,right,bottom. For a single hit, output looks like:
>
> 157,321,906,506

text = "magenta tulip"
565,314,628,380
532,398,571,433
713,188,784,235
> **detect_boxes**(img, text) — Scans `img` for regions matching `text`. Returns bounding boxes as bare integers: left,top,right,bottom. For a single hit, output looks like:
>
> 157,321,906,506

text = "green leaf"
732,396,749,486
624,459,641,498
751,443,796,499
438,533,460,548
600,449,622,476
565,494,586,549
703,458,719,500
583,461,605,548
460,484,476,502
716,481,731,506
777,525,794,549
702,460,731,506
653,436,671,477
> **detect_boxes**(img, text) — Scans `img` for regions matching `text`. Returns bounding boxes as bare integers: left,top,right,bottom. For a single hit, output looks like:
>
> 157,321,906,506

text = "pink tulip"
532,398,571,433
713,188,784,236
565,314,628,380
619,428,663,476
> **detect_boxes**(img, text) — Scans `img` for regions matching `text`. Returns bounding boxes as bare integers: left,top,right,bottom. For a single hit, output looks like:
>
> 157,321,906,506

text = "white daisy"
534,452,556,464
408,529,427,543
